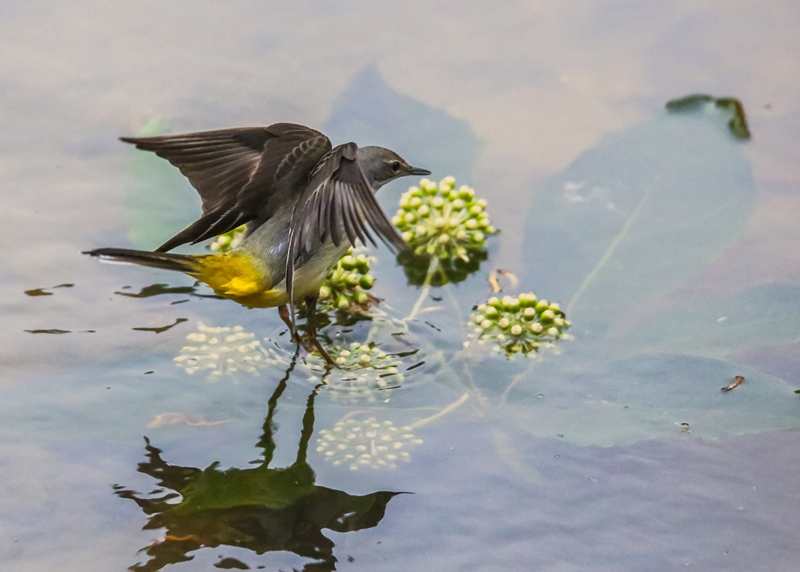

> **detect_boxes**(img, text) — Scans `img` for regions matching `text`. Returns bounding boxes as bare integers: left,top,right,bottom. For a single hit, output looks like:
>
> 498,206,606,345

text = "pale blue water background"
2,2,800,570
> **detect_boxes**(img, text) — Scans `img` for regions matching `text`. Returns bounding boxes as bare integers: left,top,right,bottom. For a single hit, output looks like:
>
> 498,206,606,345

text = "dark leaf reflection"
115,360,405,571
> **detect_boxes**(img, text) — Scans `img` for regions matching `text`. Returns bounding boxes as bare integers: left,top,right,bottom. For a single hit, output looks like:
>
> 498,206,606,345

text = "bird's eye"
390,161,401,173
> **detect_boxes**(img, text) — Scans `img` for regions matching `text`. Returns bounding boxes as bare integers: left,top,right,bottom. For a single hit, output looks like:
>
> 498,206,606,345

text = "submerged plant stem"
405,257,440,323
499,359,536,407
409,392,470,429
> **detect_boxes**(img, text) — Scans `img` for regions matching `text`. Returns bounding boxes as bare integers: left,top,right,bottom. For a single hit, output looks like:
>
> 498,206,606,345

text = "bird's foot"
298,335,337,367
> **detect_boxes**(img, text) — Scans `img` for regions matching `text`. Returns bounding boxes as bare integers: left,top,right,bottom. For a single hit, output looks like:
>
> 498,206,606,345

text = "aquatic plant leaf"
499,111,800,447
522,112,755,337
504,352,800,447
621,283,800,359
124,118,201,250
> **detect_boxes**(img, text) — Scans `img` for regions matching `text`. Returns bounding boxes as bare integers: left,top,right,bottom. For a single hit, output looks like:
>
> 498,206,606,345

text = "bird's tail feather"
83,247,201,274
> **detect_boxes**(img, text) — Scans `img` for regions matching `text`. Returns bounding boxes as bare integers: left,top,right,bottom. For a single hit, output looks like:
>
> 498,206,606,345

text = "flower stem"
409,392,470,429
405,257,439,323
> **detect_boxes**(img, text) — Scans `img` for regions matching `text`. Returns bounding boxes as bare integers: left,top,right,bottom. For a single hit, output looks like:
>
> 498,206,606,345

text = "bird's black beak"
408,166,432,176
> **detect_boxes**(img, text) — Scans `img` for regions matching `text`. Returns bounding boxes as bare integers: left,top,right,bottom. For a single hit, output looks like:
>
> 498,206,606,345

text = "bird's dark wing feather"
285,142,406,312
121,123,332,252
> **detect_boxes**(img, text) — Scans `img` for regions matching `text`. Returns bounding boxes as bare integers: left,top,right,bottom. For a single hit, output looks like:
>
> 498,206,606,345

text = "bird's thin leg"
303,295,336,367
278,304,295,341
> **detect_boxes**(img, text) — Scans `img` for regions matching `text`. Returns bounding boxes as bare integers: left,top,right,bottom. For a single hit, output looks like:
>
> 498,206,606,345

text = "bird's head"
357,146,431,189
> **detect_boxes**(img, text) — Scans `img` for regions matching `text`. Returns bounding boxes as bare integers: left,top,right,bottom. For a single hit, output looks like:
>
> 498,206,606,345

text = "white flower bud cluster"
206,225,246,252
316,417,423,470
392,176,495,261
306,342,404,401
317,248,376,314
470,293,572,356
174,322,284,381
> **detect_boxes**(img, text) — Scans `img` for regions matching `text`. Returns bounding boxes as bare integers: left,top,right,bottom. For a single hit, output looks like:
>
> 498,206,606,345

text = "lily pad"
504,352,800,447
124,118,205,251
523,110,755,337
482,106,800,447
621,283,800,359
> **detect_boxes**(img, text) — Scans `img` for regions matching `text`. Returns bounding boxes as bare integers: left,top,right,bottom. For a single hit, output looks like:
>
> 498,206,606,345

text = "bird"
84,122,431,364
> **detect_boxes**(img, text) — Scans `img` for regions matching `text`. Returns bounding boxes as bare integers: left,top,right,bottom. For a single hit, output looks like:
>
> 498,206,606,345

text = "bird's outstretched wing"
285,142,406,310
121,123,332,252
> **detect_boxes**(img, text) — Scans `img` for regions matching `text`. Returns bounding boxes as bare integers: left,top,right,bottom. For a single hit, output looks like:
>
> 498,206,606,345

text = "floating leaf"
124,118,200,250
621,283,800,359
504,352,800,447
523,112,755,337
500,111,800,447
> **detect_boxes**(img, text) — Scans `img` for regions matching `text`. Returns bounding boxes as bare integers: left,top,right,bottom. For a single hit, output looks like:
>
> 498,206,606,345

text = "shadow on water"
114,359,406,572
115,283,222,300
131,318,188,334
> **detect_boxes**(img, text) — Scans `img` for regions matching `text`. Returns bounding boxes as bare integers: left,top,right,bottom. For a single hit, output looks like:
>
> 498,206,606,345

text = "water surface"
2,2,800,570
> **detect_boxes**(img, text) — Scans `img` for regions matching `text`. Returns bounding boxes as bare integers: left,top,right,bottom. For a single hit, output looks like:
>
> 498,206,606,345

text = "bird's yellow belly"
192,251,278,308
193,247,341,309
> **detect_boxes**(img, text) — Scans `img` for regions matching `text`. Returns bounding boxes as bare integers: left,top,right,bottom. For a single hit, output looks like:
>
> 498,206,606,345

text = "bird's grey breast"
240,156,319,275
240,200,295,281
239,182,352,285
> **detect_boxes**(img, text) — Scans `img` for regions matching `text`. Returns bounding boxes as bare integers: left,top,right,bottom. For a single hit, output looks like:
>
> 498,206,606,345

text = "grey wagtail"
84,123,431,364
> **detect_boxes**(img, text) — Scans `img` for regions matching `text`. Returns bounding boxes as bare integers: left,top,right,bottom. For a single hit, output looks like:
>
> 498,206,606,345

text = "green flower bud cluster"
306,342,404,401
207,225,246,252
392,176,495,261
470,293,572,356
317,248,376,314
316,417,422,470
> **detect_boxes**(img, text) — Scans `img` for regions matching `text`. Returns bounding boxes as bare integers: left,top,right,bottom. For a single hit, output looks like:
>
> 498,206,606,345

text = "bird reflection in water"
114,360,405,571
